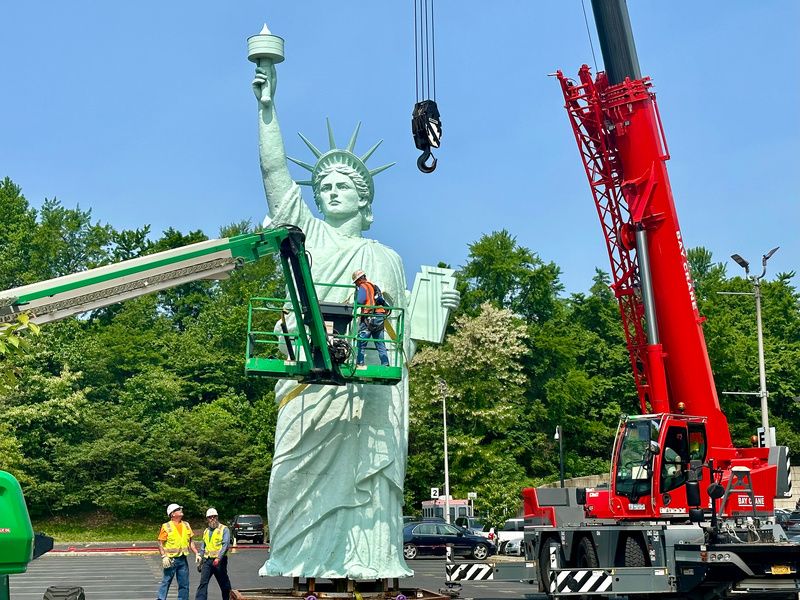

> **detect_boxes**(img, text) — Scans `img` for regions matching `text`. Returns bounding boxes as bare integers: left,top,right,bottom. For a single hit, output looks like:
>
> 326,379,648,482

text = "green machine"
0,470,53,600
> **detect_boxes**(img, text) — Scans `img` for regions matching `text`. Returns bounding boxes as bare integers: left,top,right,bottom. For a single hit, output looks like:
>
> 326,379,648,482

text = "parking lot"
9,549,540,600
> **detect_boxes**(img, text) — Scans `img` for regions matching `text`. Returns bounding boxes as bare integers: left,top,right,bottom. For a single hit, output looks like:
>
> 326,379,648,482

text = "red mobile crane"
446,2,798,598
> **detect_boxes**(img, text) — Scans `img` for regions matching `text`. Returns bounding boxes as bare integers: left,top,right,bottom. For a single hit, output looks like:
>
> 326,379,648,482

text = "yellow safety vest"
202,524,229,558
162,521,192,558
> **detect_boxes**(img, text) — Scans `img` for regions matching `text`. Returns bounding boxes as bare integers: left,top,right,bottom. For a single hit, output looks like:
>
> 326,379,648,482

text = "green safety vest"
163,521,192,558
203,524,229,558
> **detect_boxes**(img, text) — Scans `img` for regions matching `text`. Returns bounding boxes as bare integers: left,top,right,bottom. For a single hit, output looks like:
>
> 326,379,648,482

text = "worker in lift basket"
195,507,233,600
353,269,390,367
157,503,199,600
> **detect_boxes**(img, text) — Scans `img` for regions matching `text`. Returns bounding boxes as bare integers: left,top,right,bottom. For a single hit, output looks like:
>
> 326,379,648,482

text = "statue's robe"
260,183,413,579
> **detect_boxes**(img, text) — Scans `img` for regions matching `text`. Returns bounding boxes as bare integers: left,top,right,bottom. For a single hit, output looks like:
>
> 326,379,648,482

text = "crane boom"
557,0,731,448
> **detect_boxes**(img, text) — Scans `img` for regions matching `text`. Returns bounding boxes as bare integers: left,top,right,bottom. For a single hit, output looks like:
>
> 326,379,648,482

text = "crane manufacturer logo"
736,495,765,507
676,231,698,313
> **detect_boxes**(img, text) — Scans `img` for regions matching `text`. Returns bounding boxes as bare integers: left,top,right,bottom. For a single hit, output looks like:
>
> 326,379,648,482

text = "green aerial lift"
0,225,404,385
0,225,405,597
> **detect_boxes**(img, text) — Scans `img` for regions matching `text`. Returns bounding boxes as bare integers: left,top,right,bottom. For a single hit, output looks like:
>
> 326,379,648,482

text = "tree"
0,177,37,289
26,198,113,280
458,230,563,322
408,303,530,524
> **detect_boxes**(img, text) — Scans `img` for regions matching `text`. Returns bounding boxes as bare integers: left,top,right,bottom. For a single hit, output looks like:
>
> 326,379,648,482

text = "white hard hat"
352,269,366,282
205,508,219,517
166,503,182,517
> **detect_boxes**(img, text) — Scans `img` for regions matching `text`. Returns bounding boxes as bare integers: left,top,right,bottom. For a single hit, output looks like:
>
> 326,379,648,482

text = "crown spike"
297,132,323,158
346,122,361,153
369,162,396,177
297,180,313,186
326,118,336,150
360,139,383,163
287,156,315,172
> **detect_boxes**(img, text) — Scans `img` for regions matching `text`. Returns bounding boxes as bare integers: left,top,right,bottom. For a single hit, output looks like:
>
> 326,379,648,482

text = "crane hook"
412,100,442,175
417,149,437,173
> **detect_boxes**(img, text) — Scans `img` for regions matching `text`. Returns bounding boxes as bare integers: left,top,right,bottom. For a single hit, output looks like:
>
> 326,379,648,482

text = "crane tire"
624,535,648,567
576,536,599,568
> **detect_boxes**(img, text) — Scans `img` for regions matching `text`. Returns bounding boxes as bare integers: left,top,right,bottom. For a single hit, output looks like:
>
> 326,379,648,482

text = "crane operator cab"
603,414,709,520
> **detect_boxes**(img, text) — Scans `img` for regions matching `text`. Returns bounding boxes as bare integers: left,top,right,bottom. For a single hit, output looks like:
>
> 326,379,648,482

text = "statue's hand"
252,63,277,107
441,289,460,311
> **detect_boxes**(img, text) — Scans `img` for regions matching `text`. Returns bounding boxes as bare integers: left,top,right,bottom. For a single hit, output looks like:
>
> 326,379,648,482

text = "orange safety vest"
358,281,387,317
162,521,193,557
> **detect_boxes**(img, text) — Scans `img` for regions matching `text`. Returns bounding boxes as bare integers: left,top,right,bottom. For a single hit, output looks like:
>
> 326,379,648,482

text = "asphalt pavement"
9,547,543,600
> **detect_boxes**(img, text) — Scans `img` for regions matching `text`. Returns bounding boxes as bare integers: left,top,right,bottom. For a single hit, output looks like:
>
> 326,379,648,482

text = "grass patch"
32,512,161,543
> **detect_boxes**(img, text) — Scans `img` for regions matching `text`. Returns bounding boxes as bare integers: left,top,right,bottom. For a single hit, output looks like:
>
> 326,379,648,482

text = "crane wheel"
538,537,562,593
624,535,648,567
576,536,599,568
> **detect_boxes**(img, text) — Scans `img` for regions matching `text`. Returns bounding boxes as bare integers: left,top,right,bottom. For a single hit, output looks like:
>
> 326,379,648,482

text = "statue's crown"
289,119,394,204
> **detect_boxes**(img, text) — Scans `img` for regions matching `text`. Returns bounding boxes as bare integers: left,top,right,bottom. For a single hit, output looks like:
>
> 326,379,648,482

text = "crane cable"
412,0,442,173
581,0,599,74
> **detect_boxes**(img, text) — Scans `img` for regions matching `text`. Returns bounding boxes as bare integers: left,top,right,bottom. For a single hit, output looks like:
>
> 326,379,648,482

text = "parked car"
775,508,791,527
503,538,524,556
402,521,496,560
496,518,525,553
454,516,488,535
231,514,265,544
786,511,800,533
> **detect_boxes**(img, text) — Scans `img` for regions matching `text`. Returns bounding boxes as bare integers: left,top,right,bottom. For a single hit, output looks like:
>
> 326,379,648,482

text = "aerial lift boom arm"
0,226,403,386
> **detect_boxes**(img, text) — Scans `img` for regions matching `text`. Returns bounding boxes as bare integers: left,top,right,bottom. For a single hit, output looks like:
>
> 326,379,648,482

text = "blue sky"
2,2,798,294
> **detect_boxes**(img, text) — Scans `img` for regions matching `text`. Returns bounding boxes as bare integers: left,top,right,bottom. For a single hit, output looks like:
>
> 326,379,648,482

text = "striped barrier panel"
550,569,613,595
445,562,494,582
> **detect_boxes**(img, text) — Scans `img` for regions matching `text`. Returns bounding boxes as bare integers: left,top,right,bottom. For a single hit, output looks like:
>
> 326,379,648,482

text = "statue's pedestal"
231,578,448,600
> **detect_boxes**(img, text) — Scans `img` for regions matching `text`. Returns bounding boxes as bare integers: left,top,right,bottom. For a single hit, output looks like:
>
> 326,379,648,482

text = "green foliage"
32,515,160,542
0,313,41,389
0,177,37,289
409,303,531,526
458,230,563,322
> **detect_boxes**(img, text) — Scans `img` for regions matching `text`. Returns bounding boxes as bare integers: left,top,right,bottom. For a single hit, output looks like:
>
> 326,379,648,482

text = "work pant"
196,555,232,600
356,318,389,365
157,554,189,600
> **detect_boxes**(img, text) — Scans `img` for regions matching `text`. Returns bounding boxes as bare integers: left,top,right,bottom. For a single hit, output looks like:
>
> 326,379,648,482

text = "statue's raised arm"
251,40,295,217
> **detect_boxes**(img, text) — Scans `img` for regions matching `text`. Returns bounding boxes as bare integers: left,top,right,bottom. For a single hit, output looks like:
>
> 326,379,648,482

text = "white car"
496,518,525,554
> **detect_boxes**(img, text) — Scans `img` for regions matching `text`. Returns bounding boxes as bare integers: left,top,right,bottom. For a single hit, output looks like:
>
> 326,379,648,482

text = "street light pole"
731,247,779,447
754,276,770,444
438,379,451,524
554,426,564,488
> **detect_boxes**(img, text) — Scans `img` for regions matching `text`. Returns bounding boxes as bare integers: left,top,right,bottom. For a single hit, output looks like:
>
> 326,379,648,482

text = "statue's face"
318,171,364,220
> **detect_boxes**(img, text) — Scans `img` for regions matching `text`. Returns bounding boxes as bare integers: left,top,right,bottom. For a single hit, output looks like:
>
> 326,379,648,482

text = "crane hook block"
412,100,442,173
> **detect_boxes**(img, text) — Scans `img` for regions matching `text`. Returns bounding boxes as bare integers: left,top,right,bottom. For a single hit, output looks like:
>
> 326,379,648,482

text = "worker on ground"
195,507,233,600
157,503,199,600
353,269,390,367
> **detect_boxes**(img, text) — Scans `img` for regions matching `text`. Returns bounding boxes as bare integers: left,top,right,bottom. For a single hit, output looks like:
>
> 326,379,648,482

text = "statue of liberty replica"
249,27,458,581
